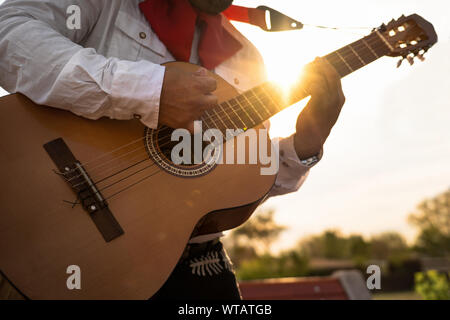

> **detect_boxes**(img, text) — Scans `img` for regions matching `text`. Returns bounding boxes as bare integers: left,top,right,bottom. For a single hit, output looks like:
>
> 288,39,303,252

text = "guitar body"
0,62,276,299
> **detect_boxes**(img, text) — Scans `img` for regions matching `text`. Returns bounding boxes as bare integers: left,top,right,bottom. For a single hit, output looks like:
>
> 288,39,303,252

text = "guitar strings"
68,33,386,174
73,42,390,202
65,36,389,192
67,36,390,198
182,33,390,129
71,150,151,188
69,35,389,192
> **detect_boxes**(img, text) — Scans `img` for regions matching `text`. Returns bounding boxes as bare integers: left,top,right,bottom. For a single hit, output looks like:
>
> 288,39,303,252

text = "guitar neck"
201,30,392,133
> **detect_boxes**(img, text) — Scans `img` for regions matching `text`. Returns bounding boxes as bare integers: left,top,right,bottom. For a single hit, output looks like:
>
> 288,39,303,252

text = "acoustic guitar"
0,14,437,299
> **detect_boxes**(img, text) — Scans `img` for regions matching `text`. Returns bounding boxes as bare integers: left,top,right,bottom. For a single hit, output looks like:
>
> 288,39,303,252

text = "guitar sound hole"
155,127,206,166
144,126,218,178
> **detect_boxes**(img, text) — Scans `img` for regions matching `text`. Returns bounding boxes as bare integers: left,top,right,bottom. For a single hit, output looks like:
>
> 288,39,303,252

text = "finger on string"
304,71,328,96
201,93,218,111
316,57,341,92
318,58,345,105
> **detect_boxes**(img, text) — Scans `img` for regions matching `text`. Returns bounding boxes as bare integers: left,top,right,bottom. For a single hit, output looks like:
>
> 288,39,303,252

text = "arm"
0,0,164,128
293,57,345,159
268,57,345,198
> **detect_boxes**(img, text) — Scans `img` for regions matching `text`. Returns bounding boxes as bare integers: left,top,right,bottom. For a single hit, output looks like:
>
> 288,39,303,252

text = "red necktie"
139,0,243,70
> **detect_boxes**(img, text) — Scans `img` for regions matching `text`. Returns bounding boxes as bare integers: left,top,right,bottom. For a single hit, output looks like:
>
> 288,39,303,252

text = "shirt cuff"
279,134,323,169
111,60,165,129
268,134,322,197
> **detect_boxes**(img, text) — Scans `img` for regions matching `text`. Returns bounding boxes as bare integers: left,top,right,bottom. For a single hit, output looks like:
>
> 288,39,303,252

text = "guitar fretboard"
201,30,392,135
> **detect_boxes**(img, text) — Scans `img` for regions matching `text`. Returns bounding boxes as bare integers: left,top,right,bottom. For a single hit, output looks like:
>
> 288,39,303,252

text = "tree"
369,232,409,260
348,235,370,259
322,230,349,259
408,189,450,257
299,230,408,261
299,230,350,259
224,208,286,267
415,270,450,300
237,251,309,280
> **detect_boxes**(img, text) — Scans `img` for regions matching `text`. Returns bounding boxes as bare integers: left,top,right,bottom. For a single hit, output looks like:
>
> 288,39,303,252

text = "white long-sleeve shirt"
0,0,319,237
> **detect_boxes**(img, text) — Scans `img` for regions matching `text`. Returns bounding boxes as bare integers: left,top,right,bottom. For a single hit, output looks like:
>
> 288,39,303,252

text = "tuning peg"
407,55,415,65
417,53,426,62
397,58,405,68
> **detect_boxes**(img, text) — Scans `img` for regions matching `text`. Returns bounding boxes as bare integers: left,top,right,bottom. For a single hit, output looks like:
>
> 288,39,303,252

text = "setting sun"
232,0,450,251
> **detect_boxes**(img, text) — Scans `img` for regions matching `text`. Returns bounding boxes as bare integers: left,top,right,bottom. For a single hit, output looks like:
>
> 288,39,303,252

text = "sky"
230,0,450,250
0,0,449,251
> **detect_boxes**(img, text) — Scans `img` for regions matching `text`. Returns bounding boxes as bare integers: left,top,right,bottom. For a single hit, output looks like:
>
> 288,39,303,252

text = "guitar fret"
362,39,379,58
339,46,364,70
245,90,271,118
255,90,274,116
223,101,246,128
232,97,256,126
203,119,211,131
349,43,366,66
219,104,238,129
254,90,280,117
258,85,282,112
204,110,220,130
242,94,263,121
325,53,348,77
256,96,278,121
335,50,354,72
374,29,394,52
351,38,379,65
212,109,227,129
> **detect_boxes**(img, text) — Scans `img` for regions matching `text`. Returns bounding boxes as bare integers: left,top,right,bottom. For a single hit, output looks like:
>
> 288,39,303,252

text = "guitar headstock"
378,14,438,66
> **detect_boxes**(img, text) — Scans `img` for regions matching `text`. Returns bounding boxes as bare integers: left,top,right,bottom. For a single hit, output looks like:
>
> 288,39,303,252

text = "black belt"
180,238,221,263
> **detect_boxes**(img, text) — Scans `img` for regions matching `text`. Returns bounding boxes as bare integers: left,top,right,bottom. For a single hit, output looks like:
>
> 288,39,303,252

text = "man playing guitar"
0,0,345,299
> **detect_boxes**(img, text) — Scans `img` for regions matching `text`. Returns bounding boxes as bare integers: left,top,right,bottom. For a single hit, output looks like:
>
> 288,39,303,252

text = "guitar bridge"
70,162,107,213
44,138,124,242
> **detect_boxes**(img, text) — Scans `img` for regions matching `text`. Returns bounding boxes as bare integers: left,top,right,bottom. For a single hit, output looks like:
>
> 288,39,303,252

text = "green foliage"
224,208,286,268
299,230,351,259
224,189,450,283
370,232,410,260
348,235,370,259
414,270,450,300
231,208,286,253
299,230,409,261
237,251,309,281
409,189,450,257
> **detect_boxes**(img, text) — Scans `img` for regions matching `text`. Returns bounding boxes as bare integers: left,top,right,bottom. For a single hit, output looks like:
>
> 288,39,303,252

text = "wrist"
294,107,330,159
294,134,322,159
294,122,326,159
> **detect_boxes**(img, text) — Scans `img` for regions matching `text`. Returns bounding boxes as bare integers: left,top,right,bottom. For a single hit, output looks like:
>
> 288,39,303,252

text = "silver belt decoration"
189,249,233,276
